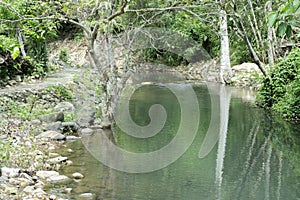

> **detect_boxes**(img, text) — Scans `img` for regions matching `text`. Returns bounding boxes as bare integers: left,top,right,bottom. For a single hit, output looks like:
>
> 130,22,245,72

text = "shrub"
257,47,300,119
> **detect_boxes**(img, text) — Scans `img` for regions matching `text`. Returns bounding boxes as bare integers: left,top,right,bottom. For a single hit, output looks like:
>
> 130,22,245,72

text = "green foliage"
0,96,53,121
123,1,219,66
230,40,254,66
273,73,300,119
257,48,300,119
0,0,59,79
268,0,300,38
64,112,76,122
44,85,73,102
59,49,68,62
0,140,11,167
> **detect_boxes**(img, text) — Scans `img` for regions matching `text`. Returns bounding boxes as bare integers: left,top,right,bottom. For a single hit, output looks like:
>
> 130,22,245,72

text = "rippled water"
53,82,299,200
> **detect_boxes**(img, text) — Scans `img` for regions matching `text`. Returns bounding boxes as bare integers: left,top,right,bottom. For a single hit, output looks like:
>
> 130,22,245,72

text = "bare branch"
107,0,129,22
127,5,199,13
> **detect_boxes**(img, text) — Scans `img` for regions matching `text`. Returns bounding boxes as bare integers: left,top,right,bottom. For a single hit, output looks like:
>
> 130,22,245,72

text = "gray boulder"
54,102,75,113
36,131,65,140
44,121,63,133
46,175,69,183
39,112,64,123
36,170,59,179
79,128,94,135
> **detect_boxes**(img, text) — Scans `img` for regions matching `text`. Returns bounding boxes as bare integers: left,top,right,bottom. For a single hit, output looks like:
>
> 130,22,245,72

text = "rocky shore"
0,67,101,199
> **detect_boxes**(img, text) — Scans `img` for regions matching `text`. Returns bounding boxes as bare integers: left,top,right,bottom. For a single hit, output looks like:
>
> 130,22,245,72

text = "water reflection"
55,82,299,200
215,84,232,200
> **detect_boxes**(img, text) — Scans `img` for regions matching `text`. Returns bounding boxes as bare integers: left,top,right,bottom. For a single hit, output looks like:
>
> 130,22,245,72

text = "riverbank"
0,39,263,199
0,58,112,199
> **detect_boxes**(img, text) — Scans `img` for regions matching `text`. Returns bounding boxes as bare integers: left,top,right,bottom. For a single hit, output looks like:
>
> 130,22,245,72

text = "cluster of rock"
0,116,91,199
0,166,85,199
0,82,100,199
175,59,220,82
230,62,263,89
176,61,263,89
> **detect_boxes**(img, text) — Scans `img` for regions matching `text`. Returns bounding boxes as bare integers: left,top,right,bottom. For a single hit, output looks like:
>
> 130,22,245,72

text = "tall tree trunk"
215,84,231,200
266,1,275,67
219,8,232,84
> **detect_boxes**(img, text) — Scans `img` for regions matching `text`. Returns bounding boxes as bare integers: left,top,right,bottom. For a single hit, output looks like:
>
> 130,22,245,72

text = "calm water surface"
54,82,299,200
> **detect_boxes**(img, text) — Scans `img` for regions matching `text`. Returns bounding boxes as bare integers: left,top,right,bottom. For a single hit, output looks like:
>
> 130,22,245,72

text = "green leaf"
281,3,291,14
286,25,292,38
277,22,288,36
293,0,300,9
11,46,20,60
268,12,278,27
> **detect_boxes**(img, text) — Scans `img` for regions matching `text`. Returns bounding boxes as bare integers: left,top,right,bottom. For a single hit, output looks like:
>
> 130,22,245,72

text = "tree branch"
0,16,92,37
106,0,129,22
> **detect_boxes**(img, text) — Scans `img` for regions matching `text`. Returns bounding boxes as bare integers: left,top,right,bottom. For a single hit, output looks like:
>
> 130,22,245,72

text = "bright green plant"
44,85,73,102
268,0,300,38
59,49,69,62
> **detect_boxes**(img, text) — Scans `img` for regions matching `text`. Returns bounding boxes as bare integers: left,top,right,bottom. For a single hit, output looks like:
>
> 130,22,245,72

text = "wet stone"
36,131,65,140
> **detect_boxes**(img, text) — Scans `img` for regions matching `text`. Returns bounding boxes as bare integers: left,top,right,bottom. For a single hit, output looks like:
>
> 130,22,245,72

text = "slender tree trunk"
215,84,231,200
266,1,275,67
232,16,269,78
219,8,232,84
16,27,26,58
247,0,263,47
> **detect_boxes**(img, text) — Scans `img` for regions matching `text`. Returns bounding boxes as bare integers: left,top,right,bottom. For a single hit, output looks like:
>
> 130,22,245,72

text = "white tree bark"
266,1,275,67
219,9,232,84
16,28,26,58
215,84,231,200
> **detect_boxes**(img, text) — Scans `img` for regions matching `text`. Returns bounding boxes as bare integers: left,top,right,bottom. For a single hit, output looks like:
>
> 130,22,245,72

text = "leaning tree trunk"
85,31,115,128
219,8,232,84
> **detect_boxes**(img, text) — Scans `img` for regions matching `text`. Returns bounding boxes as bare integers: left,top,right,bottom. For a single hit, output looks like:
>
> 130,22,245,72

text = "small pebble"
66,160,73,166
67,149,73,153
64,188,72,193
72,172,84,179
49,153,60,157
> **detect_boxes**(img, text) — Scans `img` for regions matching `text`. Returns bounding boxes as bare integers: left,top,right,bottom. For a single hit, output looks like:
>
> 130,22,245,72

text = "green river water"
53,82,299,200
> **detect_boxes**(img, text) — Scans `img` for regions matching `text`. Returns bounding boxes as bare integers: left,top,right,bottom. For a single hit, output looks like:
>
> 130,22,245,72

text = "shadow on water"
53,82,299,200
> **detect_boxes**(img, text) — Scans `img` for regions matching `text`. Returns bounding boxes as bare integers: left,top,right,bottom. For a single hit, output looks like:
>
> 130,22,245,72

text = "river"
51,81,299,200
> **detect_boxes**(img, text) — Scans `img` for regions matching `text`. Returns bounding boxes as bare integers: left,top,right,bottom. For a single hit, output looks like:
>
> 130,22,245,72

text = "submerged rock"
36,131,65,140
49,156,68,164
66,136,79,141
78,193,96,200
80,128,93,135
46,175,69,183
49,194,57,200
72,172,84,179
36,171,59,180
64,188,72,193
